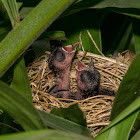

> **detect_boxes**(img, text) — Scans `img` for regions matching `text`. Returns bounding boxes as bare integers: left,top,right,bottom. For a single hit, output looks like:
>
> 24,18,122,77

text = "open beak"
62,42,79,53
76,60,86,81
77,60,86,71
76,58,96,80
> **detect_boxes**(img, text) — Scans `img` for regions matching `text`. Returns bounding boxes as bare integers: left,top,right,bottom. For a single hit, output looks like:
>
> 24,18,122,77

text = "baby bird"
75,59,116,100
75,58,100,100
48,42,79,98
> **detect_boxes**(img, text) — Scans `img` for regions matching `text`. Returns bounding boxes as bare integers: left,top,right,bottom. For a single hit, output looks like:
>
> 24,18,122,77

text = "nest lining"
27,50,135,137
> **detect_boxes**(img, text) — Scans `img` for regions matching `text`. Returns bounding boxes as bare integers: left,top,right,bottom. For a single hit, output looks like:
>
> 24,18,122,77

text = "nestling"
47,42,79,98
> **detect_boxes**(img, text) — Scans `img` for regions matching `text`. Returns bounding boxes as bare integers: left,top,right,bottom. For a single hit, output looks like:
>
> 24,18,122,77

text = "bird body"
47,42,79,98
76,59,115,100
76,59,100,100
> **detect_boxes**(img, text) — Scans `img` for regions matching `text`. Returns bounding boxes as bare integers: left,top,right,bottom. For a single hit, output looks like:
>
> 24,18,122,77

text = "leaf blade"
132,19,140,55
38,110,91,137
110,53,140,120
1,0,20,28
98,97,140,134
10,56,33,103
0,80,45,130
96,110,139,140
0,0,76,77
0,80,91,137
0,129,93,140
51,104,87,127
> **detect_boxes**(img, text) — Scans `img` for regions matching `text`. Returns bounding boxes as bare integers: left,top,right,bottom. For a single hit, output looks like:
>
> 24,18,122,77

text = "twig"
87,30,105,57
0,122,20,132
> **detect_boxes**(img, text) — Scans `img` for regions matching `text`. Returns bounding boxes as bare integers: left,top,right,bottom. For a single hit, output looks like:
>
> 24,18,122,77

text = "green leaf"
0,24,11,42
1,0,20,28
51,104,87,127
92,0,140,9
130,18,140,134
43,31,68,40
99,97,140,134
38,110,91,137
0,109,3,113
101,13,132,55
0,2,12,42
0,0,76,77
54,10,102,54
0,129,93,140
0,80,45,130
111,8,140,19
17,2,23,9
10,56,33,103
132,112,140,136
132,18,140,55
1,0,14,26
96,110,139,140
16,1,140,20
18,0,44,18
110,53,140,120
1,113,23,134
65,1,140,20
69,0,140,10
131,129,140,140
81,28,102,54
0,80,91,137
31,40,51,56
17,0,41,7
96,96,140,139
19,7,33,19
113,21,132,54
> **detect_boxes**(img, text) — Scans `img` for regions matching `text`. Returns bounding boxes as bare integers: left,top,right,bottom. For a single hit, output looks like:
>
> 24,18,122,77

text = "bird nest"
27,50,135,137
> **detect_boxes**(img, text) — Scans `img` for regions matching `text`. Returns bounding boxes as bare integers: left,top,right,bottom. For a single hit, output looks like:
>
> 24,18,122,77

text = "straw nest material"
27,49,135,137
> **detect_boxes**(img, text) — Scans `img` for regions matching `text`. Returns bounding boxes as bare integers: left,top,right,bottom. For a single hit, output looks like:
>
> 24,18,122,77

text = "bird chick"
75,58,116,100
48,42,79,98
75,58,100,100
